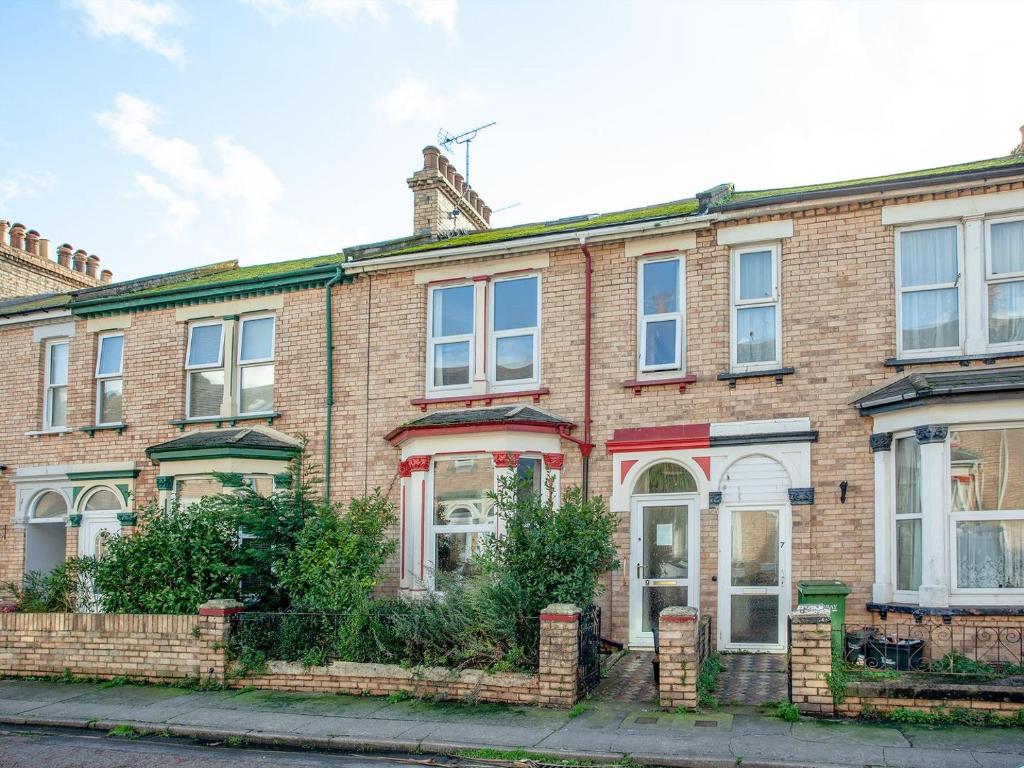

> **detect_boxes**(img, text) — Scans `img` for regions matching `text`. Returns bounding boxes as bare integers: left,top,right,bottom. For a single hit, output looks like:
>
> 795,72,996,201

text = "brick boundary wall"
658,606,699,711
837,682,1024,719
0,600,239,684
788,604,835,716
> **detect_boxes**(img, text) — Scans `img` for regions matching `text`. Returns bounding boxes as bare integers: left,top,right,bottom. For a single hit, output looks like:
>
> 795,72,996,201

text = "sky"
2,0,1024,282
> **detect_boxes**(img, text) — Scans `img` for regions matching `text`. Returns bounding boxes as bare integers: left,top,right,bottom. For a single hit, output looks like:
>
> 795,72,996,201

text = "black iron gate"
577,605,601,695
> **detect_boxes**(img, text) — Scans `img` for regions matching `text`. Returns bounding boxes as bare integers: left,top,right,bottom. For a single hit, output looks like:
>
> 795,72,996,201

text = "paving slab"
728,731,888,767
790,718,911,747
899,724,1024,754
880,745,989,768
972,752,1024,768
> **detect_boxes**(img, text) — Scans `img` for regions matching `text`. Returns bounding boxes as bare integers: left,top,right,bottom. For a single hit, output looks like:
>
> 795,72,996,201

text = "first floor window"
732,245,780,369
95,333,124,425
238,315,275,414
428,284,474,390
638,256,683,372
898,225,961,354
987,218,1024,346
432,456,495,578
950,427,1024,590
491,275,539,386
894,435,922,592
186,322,224,418
44,340,69,429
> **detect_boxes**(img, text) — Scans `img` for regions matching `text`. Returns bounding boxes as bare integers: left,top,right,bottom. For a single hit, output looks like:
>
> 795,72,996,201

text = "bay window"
95,333,124,425
490,275,539,387
986,218,1024,347
897,225,962,356
893,436,922,593
43,339,69,430
432,456,495,577
638,256,684,372
950,427,1024,592
731,244,780,371
428,284,474,390
238,315,275,415
186,322,224,418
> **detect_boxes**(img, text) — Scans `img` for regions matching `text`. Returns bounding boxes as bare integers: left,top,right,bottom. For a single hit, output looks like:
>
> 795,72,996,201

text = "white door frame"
717,502,791,652
78,511,119,558
629,493,700,647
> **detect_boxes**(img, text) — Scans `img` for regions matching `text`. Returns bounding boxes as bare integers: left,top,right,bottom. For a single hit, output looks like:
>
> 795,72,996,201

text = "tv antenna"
438,121,495,187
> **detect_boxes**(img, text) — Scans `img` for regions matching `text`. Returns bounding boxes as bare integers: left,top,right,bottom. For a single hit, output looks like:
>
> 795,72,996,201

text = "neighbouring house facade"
3,129,1024,652
0,219,111,300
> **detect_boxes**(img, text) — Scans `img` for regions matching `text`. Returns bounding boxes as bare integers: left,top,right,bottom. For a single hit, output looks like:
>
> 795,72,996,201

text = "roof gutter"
344,215,718,274
0,308,71,325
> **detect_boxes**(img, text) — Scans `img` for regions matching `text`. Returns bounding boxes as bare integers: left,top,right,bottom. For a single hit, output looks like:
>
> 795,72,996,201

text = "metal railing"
842,622,1024,676
577,605,602,694
696,615,713,668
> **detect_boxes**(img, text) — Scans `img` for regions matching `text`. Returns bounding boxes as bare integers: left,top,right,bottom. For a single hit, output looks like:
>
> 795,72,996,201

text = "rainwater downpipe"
576,236,595,499
323,267,344,502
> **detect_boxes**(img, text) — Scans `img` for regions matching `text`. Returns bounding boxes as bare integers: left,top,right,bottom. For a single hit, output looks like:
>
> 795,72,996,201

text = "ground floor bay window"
860,374,1024,608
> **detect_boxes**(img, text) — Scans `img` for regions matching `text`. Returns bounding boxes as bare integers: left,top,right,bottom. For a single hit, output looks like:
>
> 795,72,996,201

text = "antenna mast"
437,121,495,187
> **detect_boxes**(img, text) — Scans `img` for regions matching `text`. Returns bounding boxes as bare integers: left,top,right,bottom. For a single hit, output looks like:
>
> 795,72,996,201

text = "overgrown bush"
3,557,98,612
278,489,397,613
93,497,244,614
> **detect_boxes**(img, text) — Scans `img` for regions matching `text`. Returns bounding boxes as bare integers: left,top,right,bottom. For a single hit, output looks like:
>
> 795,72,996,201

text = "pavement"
0,678,1022,768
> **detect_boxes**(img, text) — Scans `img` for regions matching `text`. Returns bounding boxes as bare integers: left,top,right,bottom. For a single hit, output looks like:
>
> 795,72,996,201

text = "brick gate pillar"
658,606,699,710
789,604,834,716
538,603,580,707
197,599,243,685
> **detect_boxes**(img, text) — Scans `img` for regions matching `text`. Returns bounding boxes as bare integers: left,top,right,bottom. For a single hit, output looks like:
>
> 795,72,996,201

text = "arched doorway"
24,491,68,575
78,488,123,560
629,461,699,646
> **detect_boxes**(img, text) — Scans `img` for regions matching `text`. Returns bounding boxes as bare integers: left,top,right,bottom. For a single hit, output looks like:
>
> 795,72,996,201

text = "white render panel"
32,321,75,341
881,189,1024,226
719,455,791,504
716,220,793,246
86,315,132,333
710,417,811,437
175,295,284,322
623,232,696,258
413,253,549,285
872,399,1024,434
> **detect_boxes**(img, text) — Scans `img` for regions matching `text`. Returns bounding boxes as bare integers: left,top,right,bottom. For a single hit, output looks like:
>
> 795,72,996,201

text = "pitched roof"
385,405,575,444
146,427,302,460
853,366,1024,415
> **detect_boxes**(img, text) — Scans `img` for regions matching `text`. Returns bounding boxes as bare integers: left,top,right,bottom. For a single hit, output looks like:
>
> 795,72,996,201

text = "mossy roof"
0,292,71,316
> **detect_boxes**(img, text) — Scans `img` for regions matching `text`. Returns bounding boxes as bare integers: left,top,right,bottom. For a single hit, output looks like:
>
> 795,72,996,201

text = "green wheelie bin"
797,580,851,654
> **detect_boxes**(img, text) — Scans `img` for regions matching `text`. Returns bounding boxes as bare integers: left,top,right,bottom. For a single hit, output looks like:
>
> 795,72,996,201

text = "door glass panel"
641,504,689,634
642,585,687,634
730,595,779,644
730,509,779,586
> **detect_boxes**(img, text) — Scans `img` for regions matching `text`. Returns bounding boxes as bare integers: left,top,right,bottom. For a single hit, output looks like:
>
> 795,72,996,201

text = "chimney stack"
100,269,113,284
407,145,490,238
73,249,87,273
86,254,100,278
9,223,25,250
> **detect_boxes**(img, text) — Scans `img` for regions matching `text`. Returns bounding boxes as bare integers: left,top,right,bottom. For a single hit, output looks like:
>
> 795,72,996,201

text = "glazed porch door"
629,496,698,647
719,504,790,651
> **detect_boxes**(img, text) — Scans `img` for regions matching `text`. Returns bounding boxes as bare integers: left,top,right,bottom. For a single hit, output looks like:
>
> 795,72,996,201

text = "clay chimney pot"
38,238,50,260
453,172,464,195
468,190,479,209
100,269,113,284
445,164,456,185
72,248,88,273
0,220,8,244
422,145,441,171
25,230,39,255
482,205,492,225
438,154,449,176
57,244,73,268
9,223,25,250
86,254,100,278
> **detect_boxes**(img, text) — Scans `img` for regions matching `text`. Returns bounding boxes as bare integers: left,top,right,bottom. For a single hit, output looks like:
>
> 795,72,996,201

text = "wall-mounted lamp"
839,480,849,504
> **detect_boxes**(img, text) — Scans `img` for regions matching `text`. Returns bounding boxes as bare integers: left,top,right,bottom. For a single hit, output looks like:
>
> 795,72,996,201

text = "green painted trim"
222,314,240,321
117,512,137,527
67,469,140,481
115,483,131,504
71,487,83,505
79,424,127,437
168,412,280,431
219,472,245,488
147,446,300,462
273,472,292,489
73,267,349,317
68,514,82,528
156,475,174,491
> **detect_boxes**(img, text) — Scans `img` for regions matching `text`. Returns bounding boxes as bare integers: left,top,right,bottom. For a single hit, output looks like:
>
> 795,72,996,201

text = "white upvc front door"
718,503,791,652
79,512,119,559
628,494,699,647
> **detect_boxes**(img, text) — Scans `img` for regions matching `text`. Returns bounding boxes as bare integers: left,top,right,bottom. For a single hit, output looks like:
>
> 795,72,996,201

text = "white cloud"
97,93,283,240
374,75,486,126
0,171,58,212
71,0,184,62
243,0,456,34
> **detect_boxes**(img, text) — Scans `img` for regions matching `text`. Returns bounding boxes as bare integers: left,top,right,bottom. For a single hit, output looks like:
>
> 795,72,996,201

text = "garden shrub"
3,557,98,612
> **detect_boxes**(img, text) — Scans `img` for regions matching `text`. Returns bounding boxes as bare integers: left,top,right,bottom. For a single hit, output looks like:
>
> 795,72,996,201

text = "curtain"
739,250,772,300
901,227,958,287
902,289,959,350
895,438,921,515
989,281,1024,344
896,519,922,591
991,220,1024,276
957,521,1007,588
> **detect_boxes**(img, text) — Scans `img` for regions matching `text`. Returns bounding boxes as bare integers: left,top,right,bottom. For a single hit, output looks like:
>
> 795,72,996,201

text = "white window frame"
236,313,276,416
947,423,1024,601
894,222,965,359
94,332,124,426
890,431,923,604
185,320,225,419
730,243,782,372
427,454,497,586
983,215,1024,352
426,282,475,395
43,339,70,431
488,273,541,391
637,255,684,374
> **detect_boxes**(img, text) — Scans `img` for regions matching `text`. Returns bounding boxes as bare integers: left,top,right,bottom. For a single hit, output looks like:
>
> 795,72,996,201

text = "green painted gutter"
323,267,344,502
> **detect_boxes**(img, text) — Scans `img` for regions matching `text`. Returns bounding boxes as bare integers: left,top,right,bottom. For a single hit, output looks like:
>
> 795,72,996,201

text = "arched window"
33,491,68,520
83,488,123,512
634,462,697,494
26,491,68,576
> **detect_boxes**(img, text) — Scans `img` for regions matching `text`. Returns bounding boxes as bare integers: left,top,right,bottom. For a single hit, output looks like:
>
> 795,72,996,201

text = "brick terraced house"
3,129,1024,652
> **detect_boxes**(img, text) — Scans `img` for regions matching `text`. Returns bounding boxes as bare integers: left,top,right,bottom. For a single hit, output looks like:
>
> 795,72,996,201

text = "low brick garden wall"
0,600,234,684
837,679,1024,719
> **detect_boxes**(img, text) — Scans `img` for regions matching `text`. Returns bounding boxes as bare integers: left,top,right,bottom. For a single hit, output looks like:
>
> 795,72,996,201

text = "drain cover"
634,716,658,724
695,720,718,727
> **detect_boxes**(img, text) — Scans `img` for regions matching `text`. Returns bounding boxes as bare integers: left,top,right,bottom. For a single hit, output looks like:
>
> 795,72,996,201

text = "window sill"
867,601,1024,623
622,375,698,395
80,423,127,437
169,412,281,431
885,349,1024,371
411,388,550,412
24,428,73,437
716,367,795,389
